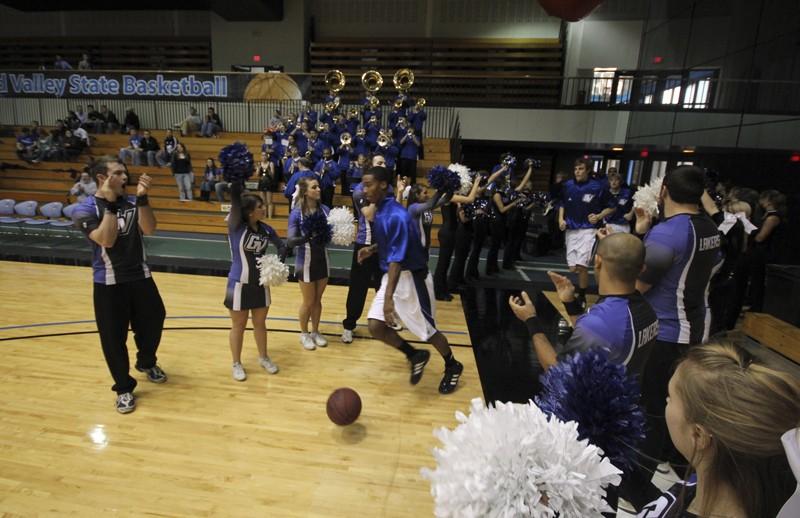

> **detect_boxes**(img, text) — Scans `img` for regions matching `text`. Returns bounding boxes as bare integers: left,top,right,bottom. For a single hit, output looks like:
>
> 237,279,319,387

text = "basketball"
326,388,362,426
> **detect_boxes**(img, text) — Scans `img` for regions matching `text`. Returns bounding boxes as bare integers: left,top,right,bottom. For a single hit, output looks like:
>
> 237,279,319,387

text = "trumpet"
324,101,335,112
377,132,390,147
361,70,383,93
304,149,313,158
415,97,426,109
348,107,359,118
393,68,414,92
340,132,352,146
369,95,380,109
393,98,404,109
406,128,414,137
356,128,366,138
325,70,346,93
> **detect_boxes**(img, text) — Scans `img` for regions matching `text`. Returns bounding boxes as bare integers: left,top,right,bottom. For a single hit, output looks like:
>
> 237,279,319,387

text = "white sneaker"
232,362,247,381
300,333,316,350
259,356,279,374
341,329,353,344
311,332,328,347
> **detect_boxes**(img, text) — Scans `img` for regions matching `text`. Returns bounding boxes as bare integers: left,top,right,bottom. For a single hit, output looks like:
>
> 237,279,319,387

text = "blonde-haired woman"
637,343,800,517
286,177,330,351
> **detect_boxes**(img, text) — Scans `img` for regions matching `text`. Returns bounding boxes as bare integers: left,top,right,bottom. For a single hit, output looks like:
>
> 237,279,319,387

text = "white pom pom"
633,176,664,217
421,398,622,518
256,254,290,287
448,163,473,196
328,206,356,246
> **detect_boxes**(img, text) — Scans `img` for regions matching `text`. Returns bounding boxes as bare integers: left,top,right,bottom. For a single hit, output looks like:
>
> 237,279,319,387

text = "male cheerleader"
357,166,463,394
558,158,614,305
72,156,167,414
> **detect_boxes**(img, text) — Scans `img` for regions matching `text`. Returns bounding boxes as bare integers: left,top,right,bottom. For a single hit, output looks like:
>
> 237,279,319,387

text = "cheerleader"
256,151,279,219
500,164,534,270
432,178,481,301
485,172,525,275
224,182,287,381
464,169,506,280
287,177,331,351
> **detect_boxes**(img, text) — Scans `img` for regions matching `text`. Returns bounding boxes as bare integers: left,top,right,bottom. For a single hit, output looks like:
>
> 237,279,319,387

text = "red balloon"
538,0,605,22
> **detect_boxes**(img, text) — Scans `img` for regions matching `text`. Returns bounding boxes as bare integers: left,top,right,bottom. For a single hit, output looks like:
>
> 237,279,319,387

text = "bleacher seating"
310,38,563,108
0,129,453,245
0,38,212,71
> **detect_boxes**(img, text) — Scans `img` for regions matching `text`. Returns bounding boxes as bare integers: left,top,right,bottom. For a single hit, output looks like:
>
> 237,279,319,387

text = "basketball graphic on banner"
243,72,303,101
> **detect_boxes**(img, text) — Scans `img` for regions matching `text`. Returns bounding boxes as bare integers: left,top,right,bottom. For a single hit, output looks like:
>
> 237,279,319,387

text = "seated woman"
638,343,799,517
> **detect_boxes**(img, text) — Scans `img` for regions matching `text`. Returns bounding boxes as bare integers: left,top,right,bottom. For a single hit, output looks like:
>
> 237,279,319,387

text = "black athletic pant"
433,225,455,299
321,185,335,209
466,220,488,278
93,277,166,394
486,216,506,274
448,221,473,290
502,210,527,268
342,243,382,331
619,339,688,509
397,158,417,184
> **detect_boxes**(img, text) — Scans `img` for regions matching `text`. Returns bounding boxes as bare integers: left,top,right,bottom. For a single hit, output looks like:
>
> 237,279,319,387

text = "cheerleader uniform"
486,181,511,275
448,204,473,290
287,205,331,282
224,183,287,310
432,202,457,299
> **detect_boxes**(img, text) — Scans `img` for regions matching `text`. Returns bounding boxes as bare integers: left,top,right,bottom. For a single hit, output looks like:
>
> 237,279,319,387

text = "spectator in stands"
200,107,222,138
15,128,37,162
84,104,105,134
78,53,91,70
140,130,160,167
200,158,222,202
62,129,86,160
157,129,179,167
69,172,98,202
171,143,194,202
33,130,66,162
119,129,144,166
53,55,71,70
73,126,91,147
75,106,88,127
66,111,81,130
177,107,202,137
30,121,43,139
100,105,119,133
123,108,140,134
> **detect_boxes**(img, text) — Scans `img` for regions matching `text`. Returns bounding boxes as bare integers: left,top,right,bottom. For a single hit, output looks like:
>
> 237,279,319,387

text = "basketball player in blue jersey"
604,170,634,233
357,167,463,394
287,177,331,351
621,165,723,509
558,158,616,305
509,232,658,377
72,156,166,414
224,182,286,381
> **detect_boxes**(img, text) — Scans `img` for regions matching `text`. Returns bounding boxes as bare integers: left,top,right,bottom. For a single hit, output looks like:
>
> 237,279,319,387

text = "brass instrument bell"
324,70,346,93
340,132,352,146
377,132,390,147
361,70,383,93
393,68,414,92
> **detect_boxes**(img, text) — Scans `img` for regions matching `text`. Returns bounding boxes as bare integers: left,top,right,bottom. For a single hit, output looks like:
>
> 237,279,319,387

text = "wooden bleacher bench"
742,313,800,364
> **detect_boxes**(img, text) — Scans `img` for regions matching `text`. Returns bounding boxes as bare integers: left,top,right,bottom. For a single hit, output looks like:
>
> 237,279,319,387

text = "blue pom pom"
536,351,646,471
301,210,333,246
219,143,254,183
427,165,461,194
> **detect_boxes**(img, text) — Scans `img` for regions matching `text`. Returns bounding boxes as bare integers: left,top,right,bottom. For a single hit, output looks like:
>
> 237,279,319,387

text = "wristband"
525,317,545,336
564,299,584,316
136,194,149,207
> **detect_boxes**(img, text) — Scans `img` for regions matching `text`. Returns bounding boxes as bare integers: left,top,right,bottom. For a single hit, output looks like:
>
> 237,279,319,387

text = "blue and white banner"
0,71,254,100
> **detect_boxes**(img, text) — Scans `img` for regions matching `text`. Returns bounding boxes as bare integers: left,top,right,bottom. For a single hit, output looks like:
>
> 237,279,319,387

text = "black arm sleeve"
228,181,243,230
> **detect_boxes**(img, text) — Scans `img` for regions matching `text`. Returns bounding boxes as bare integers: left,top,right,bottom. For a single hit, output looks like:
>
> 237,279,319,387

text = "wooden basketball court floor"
0,261,481,517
